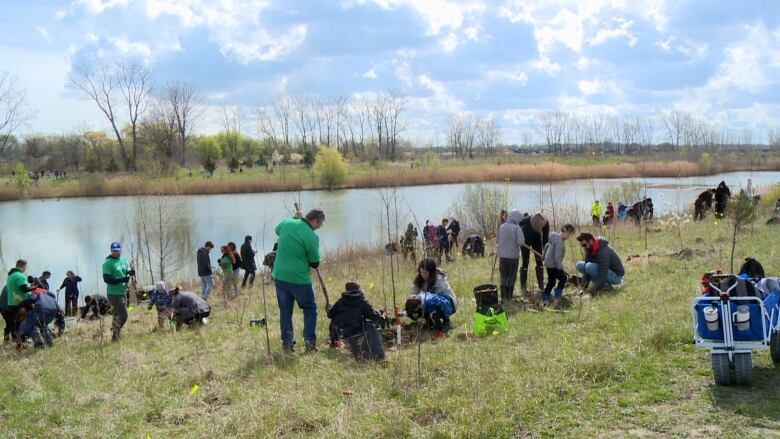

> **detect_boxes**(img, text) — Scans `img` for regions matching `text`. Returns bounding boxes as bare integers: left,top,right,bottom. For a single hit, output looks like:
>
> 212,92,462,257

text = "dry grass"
2,157,778,202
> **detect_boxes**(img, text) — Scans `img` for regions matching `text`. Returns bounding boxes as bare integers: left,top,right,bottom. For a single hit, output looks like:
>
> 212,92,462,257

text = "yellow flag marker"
146,434,152,439
368,282,375,289
190,384,199,395
128,306,135,312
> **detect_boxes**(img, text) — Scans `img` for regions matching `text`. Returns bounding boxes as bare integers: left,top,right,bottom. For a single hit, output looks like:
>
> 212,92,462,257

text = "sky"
2,0,780,144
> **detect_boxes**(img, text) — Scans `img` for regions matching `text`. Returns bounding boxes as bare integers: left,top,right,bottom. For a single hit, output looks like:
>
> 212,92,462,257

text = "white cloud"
589,18,637,47
35,26,53,43
415,73,464,113
440,33,459,52
655,36,708,62
76,0,129,14
529,56,561,75
218,24,307,64
487,67,528,84
108,35,153,62
578,78,604,95
362,68,378,79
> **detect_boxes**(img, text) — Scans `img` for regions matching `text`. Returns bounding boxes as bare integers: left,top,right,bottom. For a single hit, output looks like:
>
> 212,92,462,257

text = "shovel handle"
315,268,330,307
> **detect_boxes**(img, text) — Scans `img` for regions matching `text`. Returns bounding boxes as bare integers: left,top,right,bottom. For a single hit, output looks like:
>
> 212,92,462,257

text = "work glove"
121,276,130,283
127,269,136,277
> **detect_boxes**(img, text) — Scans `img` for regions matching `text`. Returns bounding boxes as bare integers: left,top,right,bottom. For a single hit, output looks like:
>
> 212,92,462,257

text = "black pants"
543,267,568,296
65,293,78,317
241,270,256,288
520,246,544,291
1,307,17,341
498,257,519,300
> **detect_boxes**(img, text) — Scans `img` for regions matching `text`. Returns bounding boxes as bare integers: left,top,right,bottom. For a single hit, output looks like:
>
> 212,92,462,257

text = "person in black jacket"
57,271,82,316
240,235,257,289
81,294,113,319
39,271,52,291
575,233,625,295
714,181,731,218
519,213,549,295
326,281,385,361
447,214,461,251
197,241,215,300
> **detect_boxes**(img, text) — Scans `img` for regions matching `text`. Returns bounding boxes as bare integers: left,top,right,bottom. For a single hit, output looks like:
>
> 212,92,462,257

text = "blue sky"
2,0,780,143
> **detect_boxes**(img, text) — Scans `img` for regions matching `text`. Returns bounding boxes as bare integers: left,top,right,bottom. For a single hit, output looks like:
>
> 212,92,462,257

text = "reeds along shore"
1,159,778,202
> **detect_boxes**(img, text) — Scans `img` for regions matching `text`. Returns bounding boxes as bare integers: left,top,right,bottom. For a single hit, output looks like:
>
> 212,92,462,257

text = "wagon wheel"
711,353,732,386
770,331,780,365
733,353,753,386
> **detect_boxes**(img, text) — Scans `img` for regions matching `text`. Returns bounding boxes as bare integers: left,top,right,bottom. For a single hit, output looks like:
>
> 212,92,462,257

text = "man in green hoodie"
102,241,134,342
272,208,325,353
3,259,32,340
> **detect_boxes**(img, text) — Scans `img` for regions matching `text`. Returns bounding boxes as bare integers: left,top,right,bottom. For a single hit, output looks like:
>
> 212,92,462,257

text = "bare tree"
163,81,200,166
140,99,178,172
271,95,292,148
476,116,500,155
118,62,152,170
69,62,151,170
536,110,568,155
662,110,693,149
0,72,31,155
130,195,192,283
292,95,314,151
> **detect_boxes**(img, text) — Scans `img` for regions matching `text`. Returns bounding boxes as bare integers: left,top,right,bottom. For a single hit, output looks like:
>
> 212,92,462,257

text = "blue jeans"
274,279,317,348
200,275,214,300
18,311,56,348
576,262,623,286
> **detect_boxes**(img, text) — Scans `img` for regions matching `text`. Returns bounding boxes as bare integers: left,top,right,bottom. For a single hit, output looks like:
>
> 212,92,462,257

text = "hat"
155,281,166,291
111,241,122,251
345,281,361,292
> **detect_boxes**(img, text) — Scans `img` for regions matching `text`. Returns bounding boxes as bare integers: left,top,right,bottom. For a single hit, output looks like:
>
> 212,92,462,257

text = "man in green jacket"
102,241,134,342
272,208,325,353
4,259,32,340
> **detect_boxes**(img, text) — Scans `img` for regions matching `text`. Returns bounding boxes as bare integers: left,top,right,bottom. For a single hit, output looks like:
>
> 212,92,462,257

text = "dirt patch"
625,253,662,265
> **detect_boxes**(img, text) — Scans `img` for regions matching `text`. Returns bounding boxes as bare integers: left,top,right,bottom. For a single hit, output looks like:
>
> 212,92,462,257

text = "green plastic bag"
473,306,508,336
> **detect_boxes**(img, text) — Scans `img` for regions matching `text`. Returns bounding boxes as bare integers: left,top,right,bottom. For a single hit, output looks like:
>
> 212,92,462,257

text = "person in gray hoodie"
575,232,625,294
170,288,212,330
542,224,576,302
497,209,525,301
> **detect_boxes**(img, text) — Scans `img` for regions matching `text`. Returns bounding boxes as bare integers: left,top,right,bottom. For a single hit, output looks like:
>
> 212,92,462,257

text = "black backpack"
739,257,765,278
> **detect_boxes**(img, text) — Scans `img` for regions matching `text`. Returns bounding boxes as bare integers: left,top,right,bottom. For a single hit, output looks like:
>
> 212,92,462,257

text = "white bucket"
734,305,750,331
703,306,719,331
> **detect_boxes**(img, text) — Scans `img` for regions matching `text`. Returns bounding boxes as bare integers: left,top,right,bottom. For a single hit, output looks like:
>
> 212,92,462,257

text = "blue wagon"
691,274,780,385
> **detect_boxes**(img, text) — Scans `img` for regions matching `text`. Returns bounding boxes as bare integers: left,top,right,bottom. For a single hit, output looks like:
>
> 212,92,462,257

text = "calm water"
1,170,777,303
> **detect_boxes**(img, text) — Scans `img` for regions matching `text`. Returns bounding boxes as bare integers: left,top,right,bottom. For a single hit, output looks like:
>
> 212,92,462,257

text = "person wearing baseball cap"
102,241,134,342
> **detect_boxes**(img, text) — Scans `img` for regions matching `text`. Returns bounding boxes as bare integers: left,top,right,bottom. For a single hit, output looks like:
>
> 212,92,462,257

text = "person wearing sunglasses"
575,232,625,295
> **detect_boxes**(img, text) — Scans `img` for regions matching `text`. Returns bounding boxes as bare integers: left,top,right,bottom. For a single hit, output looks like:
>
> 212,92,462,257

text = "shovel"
314,267,331,308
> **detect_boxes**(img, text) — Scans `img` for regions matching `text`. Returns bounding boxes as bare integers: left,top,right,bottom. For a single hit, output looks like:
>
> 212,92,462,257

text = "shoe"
282,344,295,354
329,339,345,349
554,288,563,299
304,342,319,353
435,330,446,339
111,332,121,343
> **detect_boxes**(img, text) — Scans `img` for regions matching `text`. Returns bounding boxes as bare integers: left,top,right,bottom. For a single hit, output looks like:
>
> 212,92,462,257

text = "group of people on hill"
197,236,259,300
591,198,655,226
401,215,461,264
498,210,625,303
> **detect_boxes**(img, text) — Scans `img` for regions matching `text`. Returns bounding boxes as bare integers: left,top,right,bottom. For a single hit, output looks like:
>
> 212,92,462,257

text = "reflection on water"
0,170,777,303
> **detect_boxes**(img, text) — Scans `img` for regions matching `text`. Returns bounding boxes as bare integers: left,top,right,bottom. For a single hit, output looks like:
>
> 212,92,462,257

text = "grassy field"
2,150,779,201
2,217,780,438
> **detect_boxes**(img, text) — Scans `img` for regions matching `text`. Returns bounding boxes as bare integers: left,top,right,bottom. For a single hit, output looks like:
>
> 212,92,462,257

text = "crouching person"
575,233,625,295
170,288,211,330
81,294,112,320
17,288,64,349
327,281,385,361
541,224,575,303
405,292,456,338
147,281,173,331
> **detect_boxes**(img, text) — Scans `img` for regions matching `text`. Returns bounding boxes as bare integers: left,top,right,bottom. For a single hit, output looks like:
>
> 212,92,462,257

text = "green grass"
3,218,780,437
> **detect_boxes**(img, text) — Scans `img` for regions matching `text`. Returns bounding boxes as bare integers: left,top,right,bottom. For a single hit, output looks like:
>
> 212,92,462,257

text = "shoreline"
2,159,778,202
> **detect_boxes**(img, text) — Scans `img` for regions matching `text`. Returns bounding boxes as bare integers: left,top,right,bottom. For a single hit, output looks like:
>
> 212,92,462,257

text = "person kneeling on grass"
542,224,576,303
405,291,455,338
81,294,112,320
17,285,65,350
147,281,173,331
575,232,625,295
170,287,211,330
326,281,385,361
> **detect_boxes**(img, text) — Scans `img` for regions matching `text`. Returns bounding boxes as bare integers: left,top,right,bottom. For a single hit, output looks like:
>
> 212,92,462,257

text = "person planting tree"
497,209,525,301
272,208,325,353
519,212,549,295
542,224,576,303
575,232,625,295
